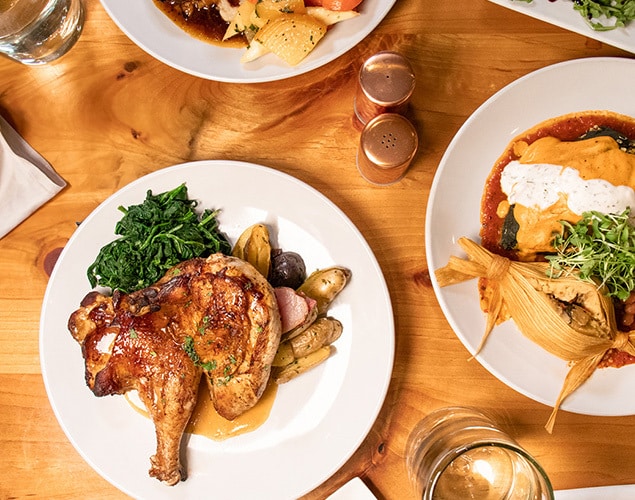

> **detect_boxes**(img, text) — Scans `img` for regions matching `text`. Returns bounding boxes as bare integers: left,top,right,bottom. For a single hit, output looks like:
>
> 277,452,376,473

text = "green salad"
514,0,635,31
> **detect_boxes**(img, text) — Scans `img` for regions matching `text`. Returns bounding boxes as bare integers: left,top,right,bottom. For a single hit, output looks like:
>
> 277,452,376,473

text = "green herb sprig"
547,209,635,300
87,184,231,293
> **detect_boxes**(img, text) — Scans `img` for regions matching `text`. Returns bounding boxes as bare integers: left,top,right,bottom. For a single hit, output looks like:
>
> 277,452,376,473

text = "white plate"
40,160,394,499
487,0,635,54
426,57,635,416
99,0,395,83
556,484,635,499
327,477,376,499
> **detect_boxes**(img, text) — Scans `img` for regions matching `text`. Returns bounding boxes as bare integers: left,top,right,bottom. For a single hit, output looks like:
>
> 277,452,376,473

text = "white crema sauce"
500,161,635,215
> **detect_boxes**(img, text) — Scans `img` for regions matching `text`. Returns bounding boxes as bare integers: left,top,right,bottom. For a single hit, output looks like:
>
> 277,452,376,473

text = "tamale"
435,237,635,432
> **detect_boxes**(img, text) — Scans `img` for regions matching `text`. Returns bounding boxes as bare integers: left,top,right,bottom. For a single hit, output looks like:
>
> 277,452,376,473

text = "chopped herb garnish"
183,335,217,372
201,360,217,372
216,375,233,386
183,335,202,365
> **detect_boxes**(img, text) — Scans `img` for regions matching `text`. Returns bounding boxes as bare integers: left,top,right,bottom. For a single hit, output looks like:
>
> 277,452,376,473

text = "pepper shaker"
357,113,418,185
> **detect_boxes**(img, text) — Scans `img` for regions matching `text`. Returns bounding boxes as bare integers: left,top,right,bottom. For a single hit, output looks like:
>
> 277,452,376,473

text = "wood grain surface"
1,1,635,498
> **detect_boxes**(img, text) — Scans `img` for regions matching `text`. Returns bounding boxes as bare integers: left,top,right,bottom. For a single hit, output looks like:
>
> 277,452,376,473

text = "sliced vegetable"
253,13,327,66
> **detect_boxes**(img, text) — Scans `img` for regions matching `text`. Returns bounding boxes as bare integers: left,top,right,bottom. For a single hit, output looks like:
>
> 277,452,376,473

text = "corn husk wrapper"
435,237,635,432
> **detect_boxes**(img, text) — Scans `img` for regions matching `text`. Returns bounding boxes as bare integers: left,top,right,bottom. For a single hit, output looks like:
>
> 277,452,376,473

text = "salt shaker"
356,113,418,185
354,51,416,127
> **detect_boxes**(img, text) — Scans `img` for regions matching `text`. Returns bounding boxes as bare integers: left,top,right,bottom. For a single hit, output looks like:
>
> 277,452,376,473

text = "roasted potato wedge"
272,341,295,367
244,225,271,278
297,266,351,315
273,345,332,384
290,317,343,358
232,223,271,278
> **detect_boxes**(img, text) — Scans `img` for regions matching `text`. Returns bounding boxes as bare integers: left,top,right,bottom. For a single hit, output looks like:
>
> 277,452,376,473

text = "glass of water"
0,0,84,65
406,407,554,500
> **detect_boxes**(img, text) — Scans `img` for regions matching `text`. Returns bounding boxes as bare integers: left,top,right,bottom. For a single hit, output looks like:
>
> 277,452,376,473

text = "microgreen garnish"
547,209,635,300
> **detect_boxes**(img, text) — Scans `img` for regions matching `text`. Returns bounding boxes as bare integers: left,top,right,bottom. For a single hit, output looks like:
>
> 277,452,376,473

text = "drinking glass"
406,407,554,500
0,0,84,65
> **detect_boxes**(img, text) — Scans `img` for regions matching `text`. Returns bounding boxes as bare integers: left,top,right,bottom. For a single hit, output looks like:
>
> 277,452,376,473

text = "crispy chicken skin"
68,253,282,485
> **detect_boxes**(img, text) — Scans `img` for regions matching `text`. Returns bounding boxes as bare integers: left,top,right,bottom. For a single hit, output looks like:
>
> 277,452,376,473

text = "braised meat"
68,253,282,484
158,0,239,21
162,0,217,19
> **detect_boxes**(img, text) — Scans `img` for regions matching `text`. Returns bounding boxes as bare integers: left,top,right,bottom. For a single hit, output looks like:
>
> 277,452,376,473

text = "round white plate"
426,57,635,417
40,160,394,499
99,0,396,83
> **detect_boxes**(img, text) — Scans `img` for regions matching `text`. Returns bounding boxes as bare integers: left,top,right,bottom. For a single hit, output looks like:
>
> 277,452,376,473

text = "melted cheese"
499,135,635,257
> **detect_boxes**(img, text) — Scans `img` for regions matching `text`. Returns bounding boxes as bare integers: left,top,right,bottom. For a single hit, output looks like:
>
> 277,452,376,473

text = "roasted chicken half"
68,253,282,485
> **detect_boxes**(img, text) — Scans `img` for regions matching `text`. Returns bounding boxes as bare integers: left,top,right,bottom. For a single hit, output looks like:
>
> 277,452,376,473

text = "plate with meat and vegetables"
487,0,635,54
426,57,635,428
99,0,396,82
40,160,394,498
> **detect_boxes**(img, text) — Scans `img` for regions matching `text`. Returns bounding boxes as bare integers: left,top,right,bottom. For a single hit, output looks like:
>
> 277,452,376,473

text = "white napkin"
0,115,66,238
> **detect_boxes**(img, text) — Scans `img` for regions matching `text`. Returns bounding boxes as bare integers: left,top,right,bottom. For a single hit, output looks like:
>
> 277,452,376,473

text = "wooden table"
2,0,635,498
